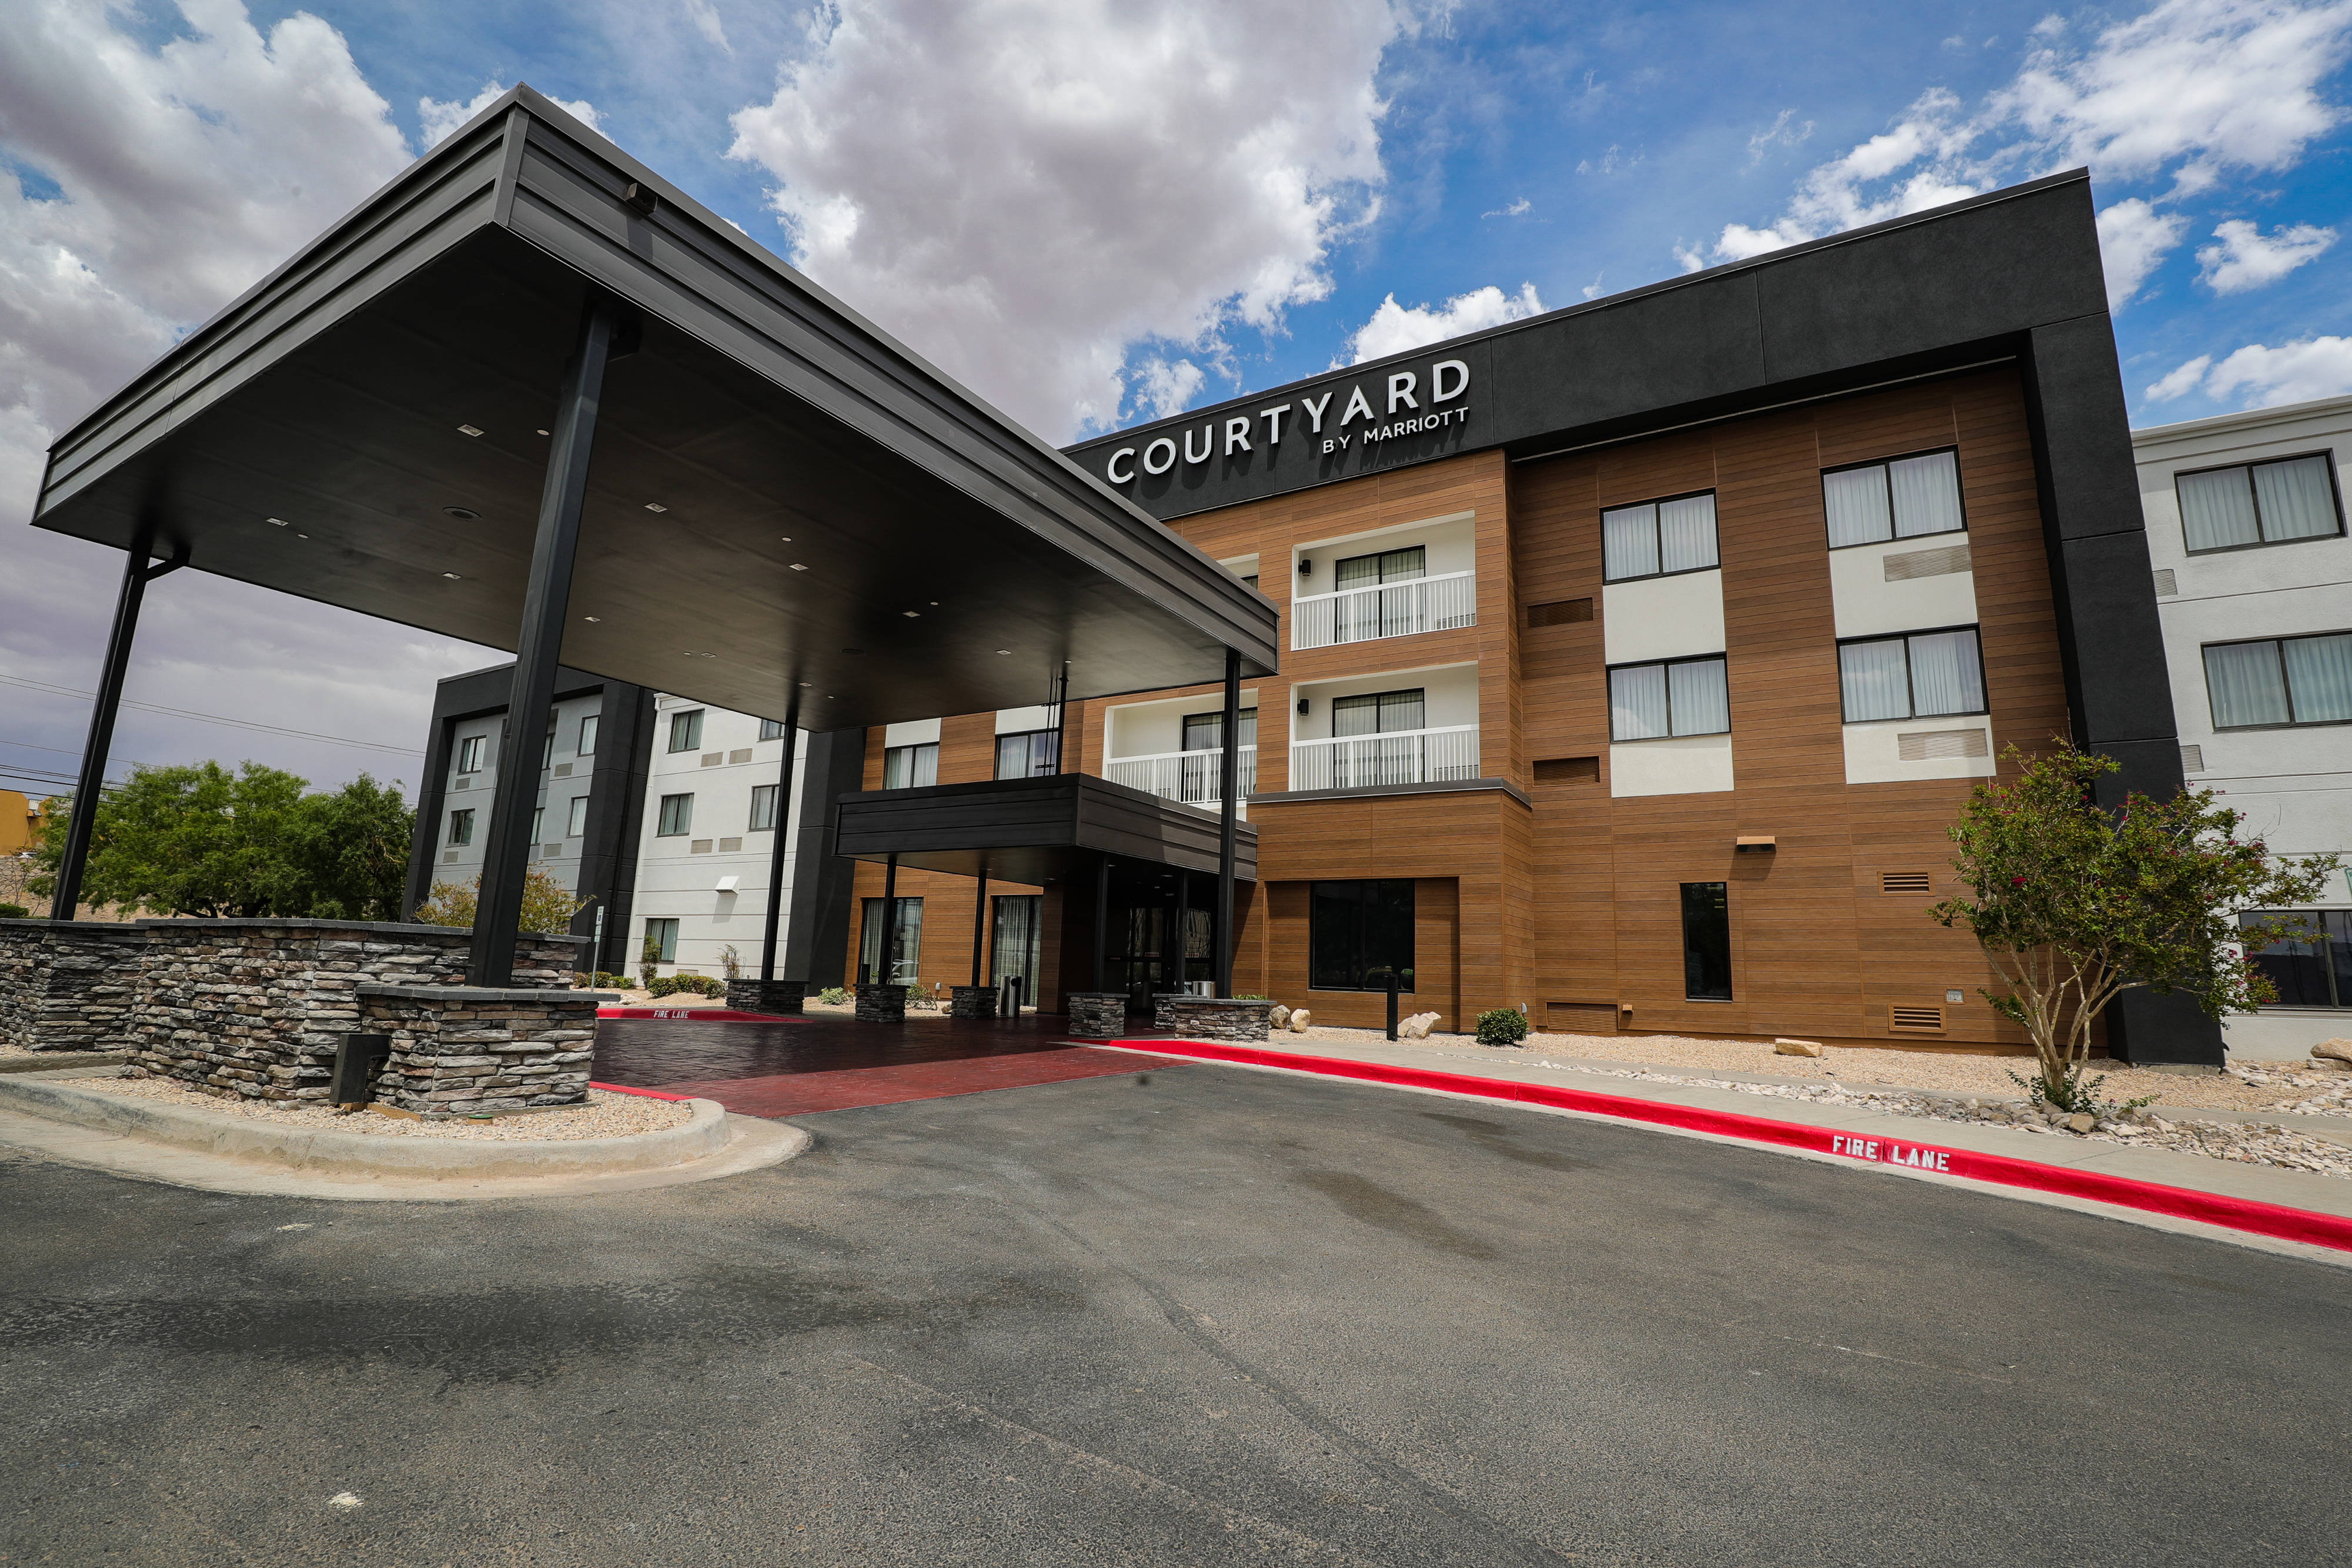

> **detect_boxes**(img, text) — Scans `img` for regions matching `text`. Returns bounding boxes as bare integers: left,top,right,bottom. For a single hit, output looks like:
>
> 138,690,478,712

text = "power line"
1,738,158,767
0,672,423,757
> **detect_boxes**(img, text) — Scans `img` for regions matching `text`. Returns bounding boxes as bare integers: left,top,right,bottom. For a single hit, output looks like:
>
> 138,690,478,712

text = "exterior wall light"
1297,697,1310,714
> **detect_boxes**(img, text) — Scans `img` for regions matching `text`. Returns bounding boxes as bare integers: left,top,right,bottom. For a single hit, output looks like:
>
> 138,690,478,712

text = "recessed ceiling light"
442,571,462,579
799,682,813,688
457,424,483,437
779,536,792,542
996,650,1011,656
788,563,807,571
902,611,920,618
536,428,550,436
442,506,479,520
267,517,288,526
929,601,939,606
296,533,309,539
644,503,668,514
583,616,602,623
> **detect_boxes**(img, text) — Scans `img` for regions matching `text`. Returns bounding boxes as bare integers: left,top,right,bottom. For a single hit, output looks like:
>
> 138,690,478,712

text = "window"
1309,880,1415,992
1329,690,1422,736
446,808,475,845
1837,627,1986,723
1182,707,1259,750
995,729,1061,779
749,784,781,831
1822,450,1965,548
2177,454,2342,553
759,718,787,741
643,917,678,964
577,713,599,755
1333,545,1426,589
656,793,694,836
667,708,704,753
531,806,544,842
2203,632,2352,730
566,795,588,837
543,729,554,768
858,897,924,985
883,743,938,789
455,734,486,774
2240,910,2351,1008
1609,657,1730,740
1681,882,1732,1000
1603,492,1719,582
991,895,1044,996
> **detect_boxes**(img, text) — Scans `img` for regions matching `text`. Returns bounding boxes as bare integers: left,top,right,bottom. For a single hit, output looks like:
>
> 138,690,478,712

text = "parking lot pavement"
5,1059,2348,1566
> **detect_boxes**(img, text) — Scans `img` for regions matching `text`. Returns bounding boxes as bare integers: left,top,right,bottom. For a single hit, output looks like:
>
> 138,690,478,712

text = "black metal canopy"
31,86,1277,728
833,774,1258,886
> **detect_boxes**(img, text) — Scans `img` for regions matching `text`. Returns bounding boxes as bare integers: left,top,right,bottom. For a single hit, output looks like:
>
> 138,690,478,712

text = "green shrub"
0,902,29,920
1474,1007,1529,1047
817,987,850,1005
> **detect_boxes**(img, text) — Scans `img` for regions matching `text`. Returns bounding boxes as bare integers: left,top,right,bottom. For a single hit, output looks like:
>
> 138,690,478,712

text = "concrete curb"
0,1072,731,1179
0,1051,128,1075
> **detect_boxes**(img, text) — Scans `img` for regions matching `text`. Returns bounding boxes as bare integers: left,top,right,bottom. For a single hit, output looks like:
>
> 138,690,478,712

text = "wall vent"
719,837,744,852
2152,568,2178,596
542,843,562,857
1881,871,1933,894
690,838,713,854
442,850,458,863
1525,597,1594,627
700,753,723,767
1534,756,1601,784
1897,727,1990,761
2181,743,2204,773
552,761,572,777
1889,1005,1946,1032
1883,541,1972,581
729,748,753,764
451,777,469,790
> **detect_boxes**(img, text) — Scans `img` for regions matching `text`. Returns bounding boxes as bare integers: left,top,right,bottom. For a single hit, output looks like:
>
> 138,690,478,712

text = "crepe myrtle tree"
1930,741,2341,1111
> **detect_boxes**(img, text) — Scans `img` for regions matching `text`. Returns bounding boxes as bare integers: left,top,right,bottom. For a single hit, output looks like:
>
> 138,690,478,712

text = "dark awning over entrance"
831,775,1258,886
31,86,1277,728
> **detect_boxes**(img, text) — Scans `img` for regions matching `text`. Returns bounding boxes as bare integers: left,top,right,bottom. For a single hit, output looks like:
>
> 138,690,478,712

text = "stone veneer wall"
1065,992,1127,1040
948,985,998,1019
1151,997,1277,1042
725,979,806,1015
854,983,906,1022
0,920,146,1052
360,986,607,1114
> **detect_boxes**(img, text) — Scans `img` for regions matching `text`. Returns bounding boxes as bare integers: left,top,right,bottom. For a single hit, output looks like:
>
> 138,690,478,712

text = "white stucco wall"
1601,569,1726,665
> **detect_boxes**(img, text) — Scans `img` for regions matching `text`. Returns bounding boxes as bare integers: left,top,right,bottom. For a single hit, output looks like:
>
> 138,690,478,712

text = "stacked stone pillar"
1150,995,1277,1042
360,985,609,1114
725,978,806,1015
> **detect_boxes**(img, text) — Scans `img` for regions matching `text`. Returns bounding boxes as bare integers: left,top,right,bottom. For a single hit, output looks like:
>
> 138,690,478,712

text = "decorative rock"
1150,995,1277,1042
1773,1038,1825,1058
1065,992,1127,1040
2066,1111,2097,1134
1287,1009,1312,1033
1267,1004,1291,1030
2312,1038,2352,1066
1398,1011,1441,1039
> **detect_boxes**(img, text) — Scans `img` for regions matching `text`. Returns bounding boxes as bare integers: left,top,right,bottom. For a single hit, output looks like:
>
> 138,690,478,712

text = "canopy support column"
875,853,901,988
1092,855,1110,995
468,295,621,986
970,863,988,987
48,526,186,920
1214,648,1241,999
757,699,802,981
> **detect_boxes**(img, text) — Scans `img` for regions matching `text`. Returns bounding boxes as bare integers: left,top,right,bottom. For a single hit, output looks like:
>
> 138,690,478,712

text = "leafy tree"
410,868,588,936
283,773,416,920
1930,741,2342,1110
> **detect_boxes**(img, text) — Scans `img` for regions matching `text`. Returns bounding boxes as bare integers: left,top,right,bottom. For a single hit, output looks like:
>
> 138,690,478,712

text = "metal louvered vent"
1897,727,1990,761
2152,569,2178,596
442,850,459,863
1534,756,1601,783
690,838,714,854
1889,1005,1946,1032
719,836,743,852
700,753,723,767
1525,598,1594,627
542,843,562,857
1883,541,1973,581
2181,743,2204,772
451,776,469,789
553,761,572,777
729,748,753,764
1881,871,1933,894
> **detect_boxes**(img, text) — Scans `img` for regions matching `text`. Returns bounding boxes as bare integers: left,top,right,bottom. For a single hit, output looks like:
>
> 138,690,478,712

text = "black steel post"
468,295,619,986
970,862,988,987
876,853,900,988
1092,854,1110,994
1175,871,1191,994
49,527,185,920
1214,648,1241,998
1385,969,1400,1041
757,698,802,981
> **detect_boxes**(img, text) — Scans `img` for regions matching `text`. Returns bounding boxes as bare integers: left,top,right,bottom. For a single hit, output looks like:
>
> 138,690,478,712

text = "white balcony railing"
1292,570,1476,650
1104,745,1258,810
1289,724,1479,792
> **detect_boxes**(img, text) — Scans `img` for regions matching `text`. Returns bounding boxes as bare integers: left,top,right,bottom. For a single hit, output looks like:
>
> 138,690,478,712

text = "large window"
1823,450,1965,549
577,714,599,755
1330,689,1424,736
566,795,589,836
1838,627,1986,723
446,808,475,845
1609,657,1730,740
1309,880,1415,992
1333,544,1426,589
643,917,678,964
858,897,924,986
2203,632,2352,730
1681,883,1732,1000
1603,492,1719,582
2239,910,2352,1009
1182,707,1259,750
749,784,781,831
2177,454,2342,553
455,734,486,774
656,793,694,836
995,729,1061,779
666,708,704,753
883,743,938,789
759,718,787,741
991,894,1044,999
531,805,545,842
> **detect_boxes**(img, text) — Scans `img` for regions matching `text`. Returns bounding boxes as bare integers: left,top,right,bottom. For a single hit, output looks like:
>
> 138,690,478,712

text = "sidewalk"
1106,1034,2352,1263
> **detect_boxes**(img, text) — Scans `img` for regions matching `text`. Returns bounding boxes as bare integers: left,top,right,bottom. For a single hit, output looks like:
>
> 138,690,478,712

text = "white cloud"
1691,0,2352,304
2144,337,2352,406
681,0,733,52
2095,196,2190,307
1482,198,1531,219
2196,217,2338,291
1129,356,1205,421
420,79,602,147
727,0,1396,439
1345,283,1547,365
2144,353,2214,400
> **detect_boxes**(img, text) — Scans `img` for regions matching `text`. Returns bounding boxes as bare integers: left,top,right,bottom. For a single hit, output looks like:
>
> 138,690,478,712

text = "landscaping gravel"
65,1076,694,1140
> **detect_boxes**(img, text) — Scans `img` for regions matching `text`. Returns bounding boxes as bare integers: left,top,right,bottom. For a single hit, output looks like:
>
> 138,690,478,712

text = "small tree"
410,869,587,935
1930,741,2341,1109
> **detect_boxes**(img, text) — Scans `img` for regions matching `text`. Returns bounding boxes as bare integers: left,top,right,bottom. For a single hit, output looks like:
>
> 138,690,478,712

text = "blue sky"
1,0,2348,801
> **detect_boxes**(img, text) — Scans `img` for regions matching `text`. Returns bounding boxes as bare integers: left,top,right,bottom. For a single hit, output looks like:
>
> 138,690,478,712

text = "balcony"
1292,570,1476,651
1288,725,1479,792
1104,744,1258,813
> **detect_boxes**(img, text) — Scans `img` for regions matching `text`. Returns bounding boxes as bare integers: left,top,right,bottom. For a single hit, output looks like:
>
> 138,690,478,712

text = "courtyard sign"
1100,357,1473,485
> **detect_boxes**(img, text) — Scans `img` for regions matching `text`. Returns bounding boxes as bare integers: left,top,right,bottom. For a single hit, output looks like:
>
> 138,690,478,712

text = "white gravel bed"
68,1076,693,1140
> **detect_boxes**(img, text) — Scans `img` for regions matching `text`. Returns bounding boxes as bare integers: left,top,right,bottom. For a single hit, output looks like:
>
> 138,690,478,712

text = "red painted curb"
595,1007,797,1022
589,1081,699,1102
1114,1038,2352,1255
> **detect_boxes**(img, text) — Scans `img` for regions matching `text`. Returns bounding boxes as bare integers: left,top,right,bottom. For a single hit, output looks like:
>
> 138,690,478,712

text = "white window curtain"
1907,629,1984,716
1668,658,1730,734
1331,694,1379,737
2254,456,2340,542
1609,664,1669,740
2283,632,2352,723
1823,467,1891,547
1603,504,1659,580
1658,494,1719,573
1839,638,1912,721
2179,468,2261,551
2204,641,2290,727
1889,452,1965,538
